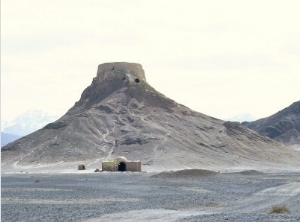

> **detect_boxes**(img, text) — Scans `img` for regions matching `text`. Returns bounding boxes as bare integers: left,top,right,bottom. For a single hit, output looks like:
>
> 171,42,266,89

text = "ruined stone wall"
102,161,117,171
126,161,141,171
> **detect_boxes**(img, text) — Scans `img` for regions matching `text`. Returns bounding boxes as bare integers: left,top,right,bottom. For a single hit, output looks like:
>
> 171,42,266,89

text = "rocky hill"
242,101,300,146
2,62,300,170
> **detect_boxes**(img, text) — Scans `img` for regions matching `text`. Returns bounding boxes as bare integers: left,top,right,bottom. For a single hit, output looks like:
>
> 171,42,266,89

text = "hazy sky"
2,0,300,122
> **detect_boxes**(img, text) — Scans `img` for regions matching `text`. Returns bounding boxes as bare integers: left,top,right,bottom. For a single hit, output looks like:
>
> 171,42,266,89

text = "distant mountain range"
242,101,300,146
1,132,22,147
226,114,257,122
2,62,299,170
1,110,59,147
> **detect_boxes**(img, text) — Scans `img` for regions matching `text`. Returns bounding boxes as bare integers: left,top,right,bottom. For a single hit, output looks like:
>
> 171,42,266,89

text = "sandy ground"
2,158,300,175
1,169,300,222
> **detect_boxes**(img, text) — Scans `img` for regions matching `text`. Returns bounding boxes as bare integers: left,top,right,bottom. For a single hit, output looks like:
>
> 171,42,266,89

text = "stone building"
78,164,86,170
102,156,141,172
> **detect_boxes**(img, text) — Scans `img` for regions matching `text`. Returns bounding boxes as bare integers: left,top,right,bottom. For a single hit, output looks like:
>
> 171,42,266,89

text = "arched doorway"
118,162,126,171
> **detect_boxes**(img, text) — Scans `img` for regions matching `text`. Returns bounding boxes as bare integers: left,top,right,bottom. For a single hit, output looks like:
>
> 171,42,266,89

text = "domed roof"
114,156,128,162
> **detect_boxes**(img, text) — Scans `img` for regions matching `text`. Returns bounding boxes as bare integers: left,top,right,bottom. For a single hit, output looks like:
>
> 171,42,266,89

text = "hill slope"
2,62,300,171
242,101,300,145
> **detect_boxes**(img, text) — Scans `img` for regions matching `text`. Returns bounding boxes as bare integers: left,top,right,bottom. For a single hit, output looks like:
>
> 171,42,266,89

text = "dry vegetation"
269,205,290,214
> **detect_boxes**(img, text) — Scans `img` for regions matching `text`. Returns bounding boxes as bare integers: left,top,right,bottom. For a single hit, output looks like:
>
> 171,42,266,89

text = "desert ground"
2,169,300,222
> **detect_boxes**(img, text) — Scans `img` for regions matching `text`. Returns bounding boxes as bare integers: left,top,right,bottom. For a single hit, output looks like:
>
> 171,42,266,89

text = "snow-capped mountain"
2,110,59,136
226,113,257,122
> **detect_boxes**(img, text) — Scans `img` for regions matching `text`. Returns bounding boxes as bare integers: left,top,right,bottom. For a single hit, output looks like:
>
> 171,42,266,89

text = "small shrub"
269,205,290,214
206,202,221,208
35,179,40,183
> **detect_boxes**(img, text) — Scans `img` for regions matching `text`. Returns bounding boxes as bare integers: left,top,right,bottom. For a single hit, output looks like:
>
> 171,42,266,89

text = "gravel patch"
1,171,300,221
151,169,219,179
226,170,264,176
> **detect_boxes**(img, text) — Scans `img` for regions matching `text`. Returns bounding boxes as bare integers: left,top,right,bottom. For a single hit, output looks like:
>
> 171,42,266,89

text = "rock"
44,121,68,129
